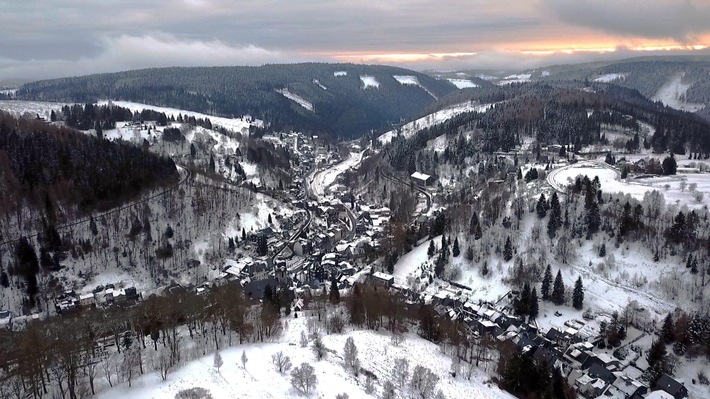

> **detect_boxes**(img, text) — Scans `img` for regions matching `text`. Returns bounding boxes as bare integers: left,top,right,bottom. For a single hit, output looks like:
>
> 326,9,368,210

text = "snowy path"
308,151,364,199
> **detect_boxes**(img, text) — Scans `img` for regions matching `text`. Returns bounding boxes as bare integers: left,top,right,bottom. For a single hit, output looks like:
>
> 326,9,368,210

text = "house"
608,375,647,399
654,374,688,399
411,172,433,186
79,293,96,307
371,272,395,288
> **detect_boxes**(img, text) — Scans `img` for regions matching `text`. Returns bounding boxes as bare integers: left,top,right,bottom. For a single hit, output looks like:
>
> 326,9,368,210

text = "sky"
1,0,710,81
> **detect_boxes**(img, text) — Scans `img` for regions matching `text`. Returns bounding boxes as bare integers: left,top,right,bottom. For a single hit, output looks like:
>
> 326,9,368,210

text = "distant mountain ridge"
15,63,457,139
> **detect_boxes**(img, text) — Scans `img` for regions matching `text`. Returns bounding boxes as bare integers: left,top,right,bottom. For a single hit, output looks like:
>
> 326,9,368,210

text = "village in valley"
1,92,710,399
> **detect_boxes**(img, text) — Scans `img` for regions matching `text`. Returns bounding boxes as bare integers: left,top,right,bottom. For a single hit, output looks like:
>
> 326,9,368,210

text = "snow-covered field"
97,314,513,399
652,73,705,112
594,73,627,83
334,71,347,77
447,79,479,89
277,88,314,112
0,100,66,118
97,100,262,133
309,151,365,198
547,161,710,208
0,89,18,95
498,73,530,85
359,75,380,89
378,101,494,145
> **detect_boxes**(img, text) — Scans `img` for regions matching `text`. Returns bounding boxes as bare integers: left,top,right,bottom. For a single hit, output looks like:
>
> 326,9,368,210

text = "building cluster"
370,275,689,399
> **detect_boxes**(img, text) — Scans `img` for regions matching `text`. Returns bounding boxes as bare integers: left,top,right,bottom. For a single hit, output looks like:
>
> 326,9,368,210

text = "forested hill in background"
13,63,456,139
536,56,710,120
0,111,178,220
382,81,710,173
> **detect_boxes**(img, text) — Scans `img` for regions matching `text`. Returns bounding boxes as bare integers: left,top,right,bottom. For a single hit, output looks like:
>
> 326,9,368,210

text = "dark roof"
533,346,560,368
581,355,603,370
655,374,688,397
588,363,616,384
546,328,565,342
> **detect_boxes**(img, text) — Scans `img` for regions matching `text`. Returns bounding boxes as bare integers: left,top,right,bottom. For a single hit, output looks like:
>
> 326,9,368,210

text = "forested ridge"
15,63,456,139
534,57,710,120
385,82,710,172
0,111,178,216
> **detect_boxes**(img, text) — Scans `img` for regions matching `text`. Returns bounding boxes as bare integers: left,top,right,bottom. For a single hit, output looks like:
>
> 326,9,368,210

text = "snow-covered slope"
360,75,380,89
277,88,314,112
594,73,627,83
97,100,263,133
0,100,66,119
652,73,705,112
378,101,494,145
97,313,513,399
447,79,479,89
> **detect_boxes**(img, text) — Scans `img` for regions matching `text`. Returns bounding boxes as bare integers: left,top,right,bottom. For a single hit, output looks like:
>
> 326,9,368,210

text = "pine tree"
516,283,531,315
452,237,460,257
469,213,482,240
481,262,489,276
572,277,584,310
660,314,675,343
599,243,606,257
646,339,668,385
541,264,552,301
427,240,435,257
547,192,562,238
529,287,539,319
552,270,565,305
503,237,513,262
536,194,547,219
268,213,273,224
209,154,216,172
465,246,474,261
329,276,340,304
190,143,197,158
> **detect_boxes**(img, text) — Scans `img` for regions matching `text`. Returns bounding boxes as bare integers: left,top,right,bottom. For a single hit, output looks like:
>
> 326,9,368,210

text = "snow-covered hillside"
594,73,627,83
0,100,66,118
97,313,513,399
378,101,494,145
97,100,263,133
652,73,705,112
547,160,710,209
447,79,479,89
360,75,380,89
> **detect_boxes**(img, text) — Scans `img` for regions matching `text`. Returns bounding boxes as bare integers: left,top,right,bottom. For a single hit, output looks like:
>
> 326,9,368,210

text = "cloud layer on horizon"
0,0,709,80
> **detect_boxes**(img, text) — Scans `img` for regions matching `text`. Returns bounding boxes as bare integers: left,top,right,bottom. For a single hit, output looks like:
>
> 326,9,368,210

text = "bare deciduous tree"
291,362,317,394
271,351,292,373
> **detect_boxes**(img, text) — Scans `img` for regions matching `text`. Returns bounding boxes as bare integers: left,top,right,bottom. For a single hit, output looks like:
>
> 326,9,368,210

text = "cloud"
0,34,294,80
540,0,710,42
